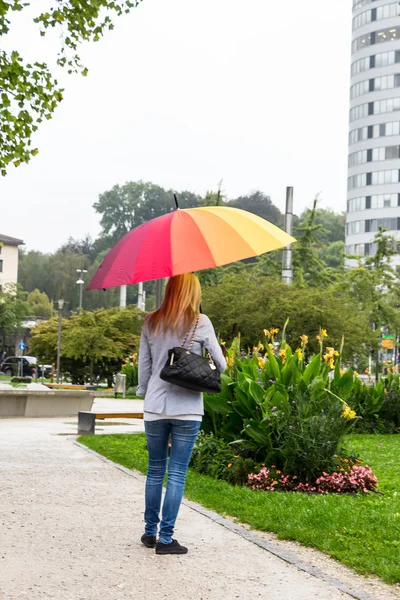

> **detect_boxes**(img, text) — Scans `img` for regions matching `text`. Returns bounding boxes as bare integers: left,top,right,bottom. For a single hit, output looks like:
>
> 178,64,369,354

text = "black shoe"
155,539,188,555
141,533,157,548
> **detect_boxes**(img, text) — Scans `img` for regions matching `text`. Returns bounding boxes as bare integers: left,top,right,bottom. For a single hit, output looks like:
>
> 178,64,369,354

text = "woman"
137,273,226,555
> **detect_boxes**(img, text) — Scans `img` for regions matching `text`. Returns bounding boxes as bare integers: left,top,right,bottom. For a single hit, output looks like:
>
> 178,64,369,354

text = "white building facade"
0,234,24,291
346,0,400,264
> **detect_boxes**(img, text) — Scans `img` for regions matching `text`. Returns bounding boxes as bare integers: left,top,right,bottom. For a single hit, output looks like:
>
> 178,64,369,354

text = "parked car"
0,356,53,378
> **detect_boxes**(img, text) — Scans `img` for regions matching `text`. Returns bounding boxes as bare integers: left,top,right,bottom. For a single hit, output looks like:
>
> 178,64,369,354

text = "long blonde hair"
147,273,201,335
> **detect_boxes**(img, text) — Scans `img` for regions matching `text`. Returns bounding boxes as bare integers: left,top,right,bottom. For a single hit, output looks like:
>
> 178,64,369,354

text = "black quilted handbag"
160,316,221,394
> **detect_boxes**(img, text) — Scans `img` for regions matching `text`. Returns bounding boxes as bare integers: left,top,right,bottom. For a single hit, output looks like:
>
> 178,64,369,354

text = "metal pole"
56,304,63,384
137,282,144,310
120,285,127,309
282,186,294,285
79,283,83,312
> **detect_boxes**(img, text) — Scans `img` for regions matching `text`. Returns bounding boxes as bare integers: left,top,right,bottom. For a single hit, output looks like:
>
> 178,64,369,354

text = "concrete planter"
0,390,95,418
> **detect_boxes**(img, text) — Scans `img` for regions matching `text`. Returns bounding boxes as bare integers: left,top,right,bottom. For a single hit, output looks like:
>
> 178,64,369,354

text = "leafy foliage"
29,305,143,384
203,332,361,482
0,284,29,346
0,0,142,174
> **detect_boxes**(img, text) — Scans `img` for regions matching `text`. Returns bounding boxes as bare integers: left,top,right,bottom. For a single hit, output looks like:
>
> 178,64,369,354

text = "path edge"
73,439,377,600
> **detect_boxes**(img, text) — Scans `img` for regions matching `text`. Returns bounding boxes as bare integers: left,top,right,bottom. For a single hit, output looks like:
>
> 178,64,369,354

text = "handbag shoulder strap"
181,315,200,350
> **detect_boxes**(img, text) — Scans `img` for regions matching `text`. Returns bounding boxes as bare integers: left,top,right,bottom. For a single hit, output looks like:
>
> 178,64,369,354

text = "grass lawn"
78,433,400,584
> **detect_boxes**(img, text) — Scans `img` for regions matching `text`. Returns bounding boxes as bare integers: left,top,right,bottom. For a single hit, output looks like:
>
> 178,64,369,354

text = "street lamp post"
56,299,64,384
76,269,88,313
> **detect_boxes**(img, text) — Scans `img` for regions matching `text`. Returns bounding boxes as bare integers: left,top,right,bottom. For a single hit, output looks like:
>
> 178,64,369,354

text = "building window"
353,0,375,11
349,146,400,166
0,259,2,273
374,97,400,115
347,220,365,235
348,193,399,211
351,56,371,77
348,173,367,190
348,196,367,212
349,103,370,122
353,2,400,32
352,25,400,54
350,97,400,122
368,217,399,231
350,74,400,100
348,169,400,190
349,121,400,144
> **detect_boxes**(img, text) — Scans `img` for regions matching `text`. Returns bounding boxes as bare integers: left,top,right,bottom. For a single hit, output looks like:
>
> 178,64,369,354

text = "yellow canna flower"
300,334,308,347
316,335,321,343
296,348,303,361
258,342,264,351
268,343,274,351
354,371,359,377
340,369,346,376
258,357,265,369
264,329,271,338
321,329,328,338
253,346,259,355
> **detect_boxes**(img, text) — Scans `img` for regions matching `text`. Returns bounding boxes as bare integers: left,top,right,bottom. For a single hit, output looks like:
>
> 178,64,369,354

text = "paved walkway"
0,408,386,600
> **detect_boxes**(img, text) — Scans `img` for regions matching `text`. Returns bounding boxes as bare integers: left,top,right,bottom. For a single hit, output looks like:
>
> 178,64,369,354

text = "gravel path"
0,414,398,600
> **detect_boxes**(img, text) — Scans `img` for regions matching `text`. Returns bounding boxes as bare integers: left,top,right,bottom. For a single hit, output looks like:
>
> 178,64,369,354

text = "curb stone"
73,440,378,600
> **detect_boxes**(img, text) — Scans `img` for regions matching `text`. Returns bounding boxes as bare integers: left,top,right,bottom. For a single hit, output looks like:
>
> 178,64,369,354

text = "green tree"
93,181,202,245
202,272,372,359
0,0,142,175
0,284,29,349
27,289,54,320
317,241,345,270
342,228,400,357
293,198,332,287
298,207,345,245
229,191,282,225
30,305,143,384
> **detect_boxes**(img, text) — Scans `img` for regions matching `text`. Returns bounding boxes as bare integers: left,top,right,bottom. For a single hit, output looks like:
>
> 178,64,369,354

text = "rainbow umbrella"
88,206,295,289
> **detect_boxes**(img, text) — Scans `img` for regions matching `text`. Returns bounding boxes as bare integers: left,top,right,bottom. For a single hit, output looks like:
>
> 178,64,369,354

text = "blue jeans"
144,419,201,544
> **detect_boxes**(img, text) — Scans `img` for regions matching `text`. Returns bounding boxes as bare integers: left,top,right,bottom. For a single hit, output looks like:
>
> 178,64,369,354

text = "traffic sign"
18,343,26,351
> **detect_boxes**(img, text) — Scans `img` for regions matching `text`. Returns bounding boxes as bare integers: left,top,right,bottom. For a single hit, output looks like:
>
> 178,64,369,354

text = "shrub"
190,432,255,486
204,327,361,481
122,353,138,388
380,372,400,430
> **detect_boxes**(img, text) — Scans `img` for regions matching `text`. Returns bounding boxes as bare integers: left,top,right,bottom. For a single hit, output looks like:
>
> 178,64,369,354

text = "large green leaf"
249,380,265,405
302,353,321,385
334,368,354,398
281,355,298,386
204,394,231,415
233,386,257,417
243,419,272,449
220,373,234,400
265,344,281,382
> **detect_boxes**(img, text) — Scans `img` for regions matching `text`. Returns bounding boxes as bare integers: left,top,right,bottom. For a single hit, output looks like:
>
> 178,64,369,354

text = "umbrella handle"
173,192,179,209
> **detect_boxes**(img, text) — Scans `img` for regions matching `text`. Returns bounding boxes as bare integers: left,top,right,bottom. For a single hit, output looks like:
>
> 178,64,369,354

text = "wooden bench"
78,411,144,435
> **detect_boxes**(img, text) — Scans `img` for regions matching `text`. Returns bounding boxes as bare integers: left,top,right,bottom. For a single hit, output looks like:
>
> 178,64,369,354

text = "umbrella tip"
173,191,179,209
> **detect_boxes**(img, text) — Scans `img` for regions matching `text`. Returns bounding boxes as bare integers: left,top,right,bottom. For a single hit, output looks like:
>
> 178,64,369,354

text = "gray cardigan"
137,314,226,416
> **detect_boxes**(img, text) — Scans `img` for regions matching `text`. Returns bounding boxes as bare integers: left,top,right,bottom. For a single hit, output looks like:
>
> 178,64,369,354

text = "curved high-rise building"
346,0,400,264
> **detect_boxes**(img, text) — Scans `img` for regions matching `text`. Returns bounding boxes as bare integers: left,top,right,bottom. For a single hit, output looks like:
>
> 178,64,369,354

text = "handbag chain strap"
181,315,200,352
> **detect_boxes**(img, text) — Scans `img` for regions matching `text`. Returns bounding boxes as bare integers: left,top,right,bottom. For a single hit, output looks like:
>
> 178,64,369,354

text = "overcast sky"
1,0,352,253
